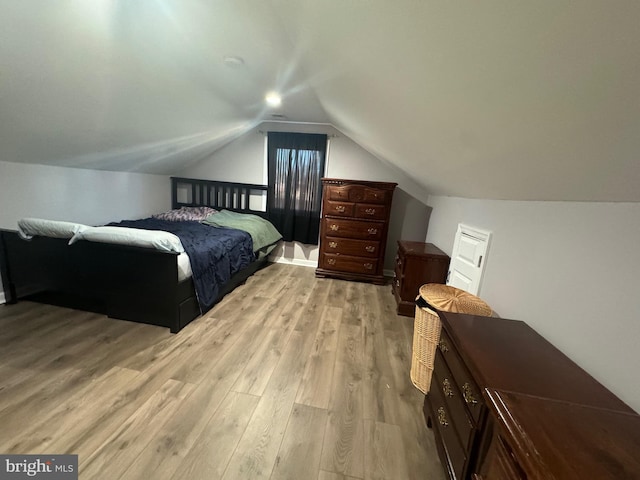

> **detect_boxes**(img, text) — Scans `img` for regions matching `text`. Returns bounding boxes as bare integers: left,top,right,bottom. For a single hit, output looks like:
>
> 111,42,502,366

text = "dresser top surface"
321,178,397,189
398,240,449,259
439,312,633,413
485,388,640,479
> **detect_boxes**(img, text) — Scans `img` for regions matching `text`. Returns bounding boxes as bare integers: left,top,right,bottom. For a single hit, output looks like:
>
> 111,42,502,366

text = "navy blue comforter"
109,218,254,313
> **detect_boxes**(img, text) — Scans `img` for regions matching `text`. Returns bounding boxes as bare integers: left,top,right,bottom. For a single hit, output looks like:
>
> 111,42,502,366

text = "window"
267,132,328,245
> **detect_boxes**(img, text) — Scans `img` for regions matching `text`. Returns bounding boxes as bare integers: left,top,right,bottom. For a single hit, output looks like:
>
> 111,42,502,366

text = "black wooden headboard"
171,177,269,218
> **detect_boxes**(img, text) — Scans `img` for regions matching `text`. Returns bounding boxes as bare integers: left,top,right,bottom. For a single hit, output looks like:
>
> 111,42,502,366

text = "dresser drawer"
428,371,467,480
327,185,389,204
325,200,355,217
355,203,387,220
323,237,380,258
433,350,475,451
438,330,483,424
322,218,384,240
320,253,378,274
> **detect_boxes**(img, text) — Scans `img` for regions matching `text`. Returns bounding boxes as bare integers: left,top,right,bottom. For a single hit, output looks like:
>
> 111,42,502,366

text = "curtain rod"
258,130,338,138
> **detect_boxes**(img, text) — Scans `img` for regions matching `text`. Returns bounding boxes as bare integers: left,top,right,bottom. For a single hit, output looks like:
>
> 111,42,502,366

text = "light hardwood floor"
0,264,445,480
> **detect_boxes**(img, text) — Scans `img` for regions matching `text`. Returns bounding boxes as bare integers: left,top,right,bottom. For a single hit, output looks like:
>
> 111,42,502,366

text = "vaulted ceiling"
1,1,639,201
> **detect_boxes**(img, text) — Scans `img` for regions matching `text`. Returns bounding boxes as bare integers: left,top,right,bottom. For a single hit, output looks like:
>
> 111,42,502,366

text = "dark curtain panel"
267,132,327,245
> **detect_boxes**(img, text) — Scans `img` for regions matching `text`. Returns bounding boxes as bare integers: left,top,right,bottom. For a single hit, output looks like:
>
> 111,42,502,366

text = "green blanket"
202,210,282,253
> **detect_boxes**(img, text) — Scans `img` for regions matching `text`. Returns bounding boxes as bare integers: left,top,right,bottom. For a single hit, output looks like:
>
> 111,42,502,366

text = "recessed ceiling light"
223,55,244,68
265,92,282,107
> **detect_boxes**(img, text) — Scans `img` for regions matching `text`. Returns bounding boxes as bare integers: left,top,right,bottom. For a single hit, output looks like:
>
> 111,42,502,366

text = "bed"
0,177,279,333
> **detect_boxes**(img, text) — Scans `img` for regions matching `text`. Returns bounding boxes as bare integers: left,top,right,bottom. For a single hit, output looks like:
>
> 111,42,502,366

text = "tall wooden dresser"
315,178,396,285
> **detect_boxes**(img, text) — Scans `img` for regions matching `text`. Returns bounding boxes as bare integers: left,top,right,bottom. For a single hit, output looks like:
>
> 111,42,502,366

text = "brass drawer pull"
329,241,338,249
437,406,449,427
335,205,346,213
365,245,375,253
327,258,336,265
364,208,376,215
367,228,378,235
442,378,454,397
438,340,449,353
330,224,339,231
462,382,478,405
363,263,373,270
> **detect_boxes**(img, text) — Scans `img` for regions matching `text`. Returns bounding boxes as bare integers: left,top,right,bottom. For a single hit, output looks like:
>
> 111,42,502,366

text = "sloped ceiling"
1,1,639,201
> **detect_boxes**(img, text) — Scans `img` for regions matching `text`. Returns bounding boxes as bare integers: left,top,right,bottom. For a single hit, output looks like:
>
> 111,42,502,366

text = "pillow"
18,218,89,240
69,226,184,253
152,206,218,222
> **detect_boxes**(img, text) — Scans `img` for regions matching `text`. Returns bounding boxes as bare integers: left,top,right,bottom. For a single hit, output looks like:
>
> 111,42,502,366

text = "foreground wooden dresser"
478,389,640,479
392,240,450,316
424,311,638,480
315,178,396,284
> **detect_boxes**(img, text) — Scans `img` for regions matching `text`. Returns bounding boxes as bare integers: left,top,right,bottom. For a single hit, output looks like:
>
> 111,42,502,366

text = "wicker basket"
410,284,492,394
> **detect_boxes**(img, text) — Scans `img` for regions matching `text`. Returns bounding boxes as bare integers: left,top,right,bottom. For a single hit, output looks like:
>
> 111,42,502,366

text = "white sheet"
69,226,184,253
177,252,192,282
18,217,89,240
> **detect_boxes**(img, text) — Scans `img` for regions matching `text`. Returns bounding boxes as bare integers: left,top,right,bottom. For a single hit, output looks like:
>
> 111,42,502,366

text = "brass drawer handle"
367,228,378,235
462,382,478,405
438,340,449,353
365,245,375,253
329,241,338,249
327,258,336,265
364,208,376,215
437,406,449,427
330,224,339,231
335,205,346,213
363,263,373,270
442,378,454,397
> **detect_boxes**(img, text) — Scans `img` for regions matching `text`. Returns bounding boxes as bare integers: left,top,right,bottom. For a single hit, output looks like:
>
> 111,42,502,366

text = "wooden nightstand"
392,241,450,316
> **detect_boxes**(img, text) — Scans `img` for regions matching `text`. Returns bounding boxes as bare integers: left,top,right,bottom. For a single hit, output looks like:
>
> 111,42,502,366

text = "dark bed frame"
0,177,271,333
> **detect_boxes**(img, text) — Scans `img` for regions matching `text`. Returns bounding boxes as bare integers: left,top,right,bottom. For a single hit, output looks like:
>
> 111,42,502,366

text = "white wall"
426,195,640,413
0,161,170,302
179,121,432,269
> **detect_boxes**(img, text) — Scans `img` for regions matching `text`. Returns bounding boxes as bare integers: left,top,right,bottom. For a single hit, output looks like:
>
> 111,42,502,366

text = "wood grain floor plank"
363,420,410,480
119,376,241,480
168,296,271,385
296,306,342,409
171,391,260,480
222,286,323,480
0,365,143,453
326,279,349,308
320,323,365,478
80,378,195,479
383,320,446,480
270,403,327,480
119,294,298,480
230,294,304,395
318,471,361,480
362,323,400,425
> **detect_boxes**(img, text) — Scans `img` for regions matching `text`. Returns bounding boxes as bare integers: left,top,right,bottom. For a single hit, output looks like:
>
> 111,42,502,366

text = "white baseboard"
269,256,317,269
268,259,396,278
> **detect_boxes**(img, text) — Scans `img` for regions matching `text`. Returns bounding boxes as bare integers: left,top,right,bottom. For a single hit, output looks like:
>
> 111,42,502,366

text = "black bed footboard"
0,229,195,333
